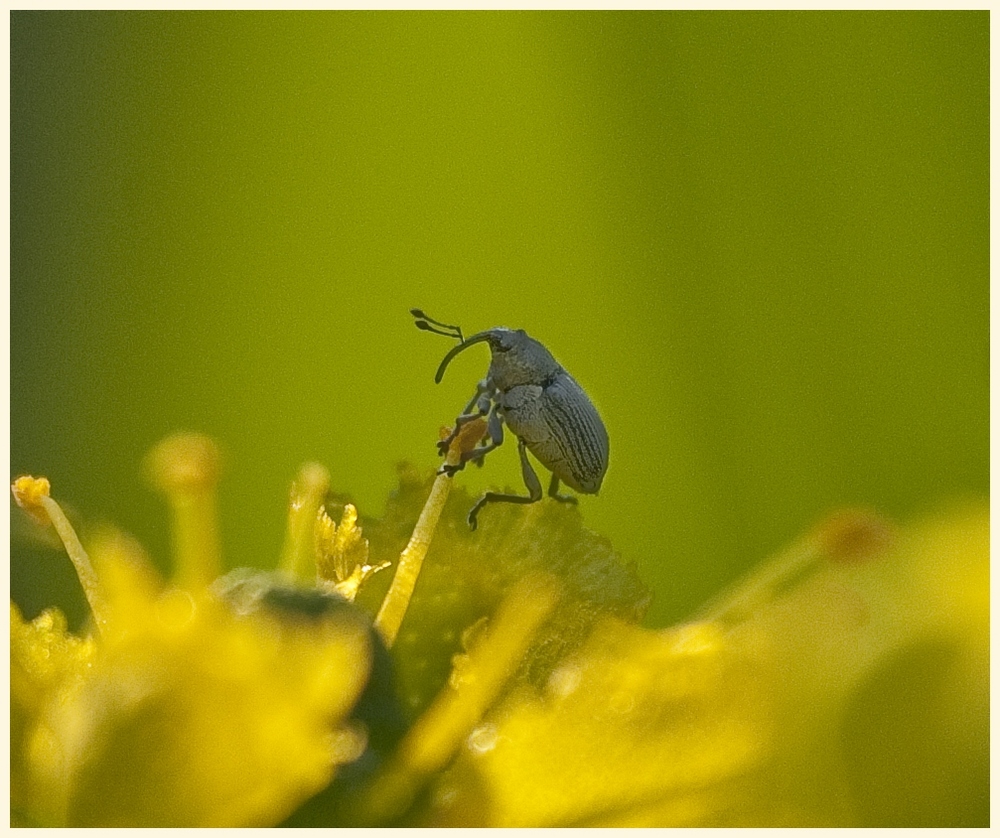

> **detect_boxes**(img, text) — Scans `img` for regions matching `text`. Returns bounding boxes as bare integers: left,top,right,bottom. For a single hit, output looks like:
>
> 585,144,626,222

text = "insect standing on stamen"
411,308,609,530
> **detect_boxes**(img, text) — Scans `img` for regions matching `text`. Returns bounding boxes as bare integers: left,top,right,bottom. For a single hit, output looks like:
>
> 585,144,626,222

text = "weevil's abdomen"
534,373,609,494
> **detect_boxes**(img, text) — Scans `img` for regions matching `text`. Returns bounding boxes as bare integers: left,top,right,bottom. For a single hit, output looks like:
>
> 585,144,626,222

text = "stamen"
12,475,110,634
361,572,560,822
374,417,488,647
144,433,222,591
278,461,330,582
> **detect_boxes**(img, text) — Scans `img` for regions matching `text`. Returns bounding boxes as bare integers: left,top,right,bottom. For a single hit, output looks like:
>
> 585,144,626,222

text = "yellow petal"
33,588,373,826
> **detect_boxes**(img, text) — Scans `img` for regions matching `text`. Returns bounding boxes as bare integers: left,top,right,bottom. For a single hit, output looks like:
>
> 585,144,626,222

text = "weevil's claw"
439,462,465,478
435,417,489,480
437,424,460,456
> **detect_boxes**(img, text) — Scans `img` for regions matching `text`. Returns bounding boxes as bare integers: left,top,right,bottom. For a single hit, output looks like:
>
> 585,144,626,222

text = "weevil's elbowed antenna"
411,309,463,342
411,309,494,384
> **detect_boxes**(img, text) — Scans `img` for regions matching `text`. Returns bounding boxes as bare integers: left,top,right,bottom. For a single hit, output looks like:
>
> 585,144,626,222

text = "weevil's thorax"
485,328,562,391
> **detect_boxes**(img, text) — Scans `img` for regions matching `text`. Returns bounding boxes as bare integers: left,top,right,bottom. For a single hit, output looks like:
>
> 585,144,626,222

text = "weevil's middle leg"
467,439,543,530
548,474,578,505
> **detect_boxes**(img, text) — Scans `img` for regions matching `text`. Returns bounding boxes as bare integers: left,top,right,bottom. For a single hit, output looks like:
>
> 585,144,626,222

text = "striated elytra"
412,309,609,530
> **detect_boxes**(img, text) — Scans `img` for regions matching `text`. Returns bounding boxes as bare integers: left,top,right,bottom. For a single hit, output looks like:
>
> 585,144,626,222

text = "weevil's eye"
492,331,516,352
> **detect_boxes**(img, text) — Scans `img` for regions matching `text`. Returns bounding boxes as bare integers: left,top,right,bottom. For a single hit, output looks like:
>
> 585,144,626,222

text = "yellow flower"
11,428,988,827
10,440,374,827
412,504,988,827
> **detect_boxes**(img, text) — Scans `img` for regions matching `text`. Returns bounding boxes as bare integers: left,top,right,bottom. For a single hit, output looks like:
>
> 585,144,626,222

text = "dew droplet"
466,723,499,755
433,784,459,808
155,588,196,630
546,664,583,699
327,722,368,764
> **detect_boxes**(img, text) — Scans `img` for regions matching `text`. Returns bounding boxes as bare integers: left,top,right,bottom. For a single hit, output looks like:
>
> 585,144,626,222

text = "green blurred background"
11,12,989,629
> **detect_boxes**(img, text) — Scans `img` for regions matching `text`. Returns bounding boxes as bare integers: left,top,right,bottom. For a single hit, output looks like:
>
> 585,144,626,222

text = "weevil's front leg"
467,439,543,531
548,474,578,505
465,403,505,468
437,379,493,456
440,403,504,477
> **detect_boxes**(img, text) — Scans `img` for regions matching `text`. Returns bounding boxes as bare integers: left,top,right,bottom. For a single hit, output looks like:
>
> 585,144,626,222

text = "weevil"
411,309,609,530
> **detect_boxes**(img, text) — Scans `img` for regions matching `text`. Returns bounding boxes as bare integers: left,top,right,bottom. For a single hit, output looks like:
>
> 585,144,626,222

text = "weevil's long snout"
433,331,495,383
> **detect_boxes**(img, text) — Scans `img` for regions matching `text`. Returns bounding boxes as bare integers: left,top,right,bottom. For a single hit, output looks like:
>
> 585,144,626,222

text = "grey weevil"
411,309,609,530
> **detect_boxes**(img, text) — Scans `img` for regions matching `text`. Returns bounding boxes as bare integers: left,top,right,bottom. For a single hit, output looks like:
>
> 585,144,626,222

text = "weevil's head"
434,327,561,388
482,328,562,390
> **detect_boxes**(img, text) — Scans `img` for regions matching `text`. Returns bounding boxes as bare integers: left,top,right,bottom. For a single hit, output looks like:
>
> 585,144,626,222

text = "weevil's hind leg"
467,440,543,531
548,474,578,505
